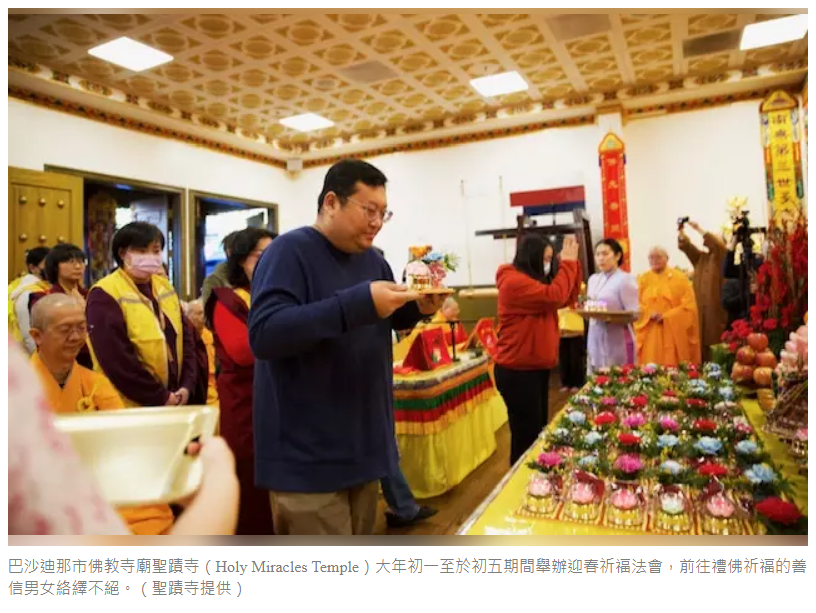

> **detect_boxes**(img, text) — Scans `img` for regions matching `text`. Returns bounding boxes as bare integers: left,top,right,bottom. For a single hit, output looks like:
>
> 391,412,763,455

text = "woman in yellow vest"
9,246,51,354
86,221,198,535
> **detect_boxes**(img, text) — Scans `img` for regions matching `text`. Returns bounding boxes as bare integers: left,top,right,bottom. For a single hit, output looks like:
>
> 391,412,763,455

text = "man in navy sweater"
249,159,443,535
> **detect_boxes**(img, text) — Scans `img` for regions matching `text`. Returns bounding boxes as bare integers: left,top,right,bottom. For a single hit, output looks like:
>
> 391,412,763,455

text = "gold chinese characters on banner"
760,90,805,228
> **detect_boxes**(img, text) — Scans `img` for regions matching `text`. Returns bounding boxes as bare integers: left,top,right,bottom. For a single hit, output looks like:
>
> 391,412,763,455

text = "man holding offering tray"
249,159,443,535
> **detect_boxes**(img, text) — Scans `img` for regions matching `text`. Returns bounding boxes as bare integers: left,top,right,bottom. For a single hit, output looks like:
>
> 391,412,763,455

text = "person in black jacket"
721,239,762,327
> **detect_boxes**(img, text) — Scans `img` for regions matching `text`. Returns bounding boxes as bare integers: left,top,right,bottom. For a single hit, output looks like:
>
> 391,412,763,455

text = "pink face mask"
126,253,164,276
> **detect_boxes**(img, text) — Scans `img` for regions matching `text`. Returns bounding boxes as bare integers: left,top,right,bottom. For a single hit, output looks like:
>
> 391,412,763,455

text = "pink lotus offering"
659,417,680,432
537,451,563,469
614,454,643,474
528,476,554,498
611,488,639,510
571,482,596,504
706,494,735,518
623,412,647,429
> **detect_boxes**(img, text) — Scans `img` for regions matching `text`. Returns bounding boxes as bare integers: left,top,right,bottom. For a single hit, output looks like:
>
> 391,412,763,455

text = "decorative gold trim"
8,82,805,170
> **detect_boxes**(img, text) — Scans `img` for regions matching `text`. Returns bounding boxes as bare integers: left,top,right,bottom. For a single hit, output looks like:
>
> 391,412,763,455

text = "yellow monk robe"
635,268,702,366
200,327,219,408
31,352,123,413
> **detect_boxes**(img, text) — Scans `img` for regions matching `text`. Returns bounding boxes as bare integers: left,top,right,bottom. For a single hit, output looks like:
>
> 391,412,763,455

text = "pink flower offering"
571,482,596,504
538,452,563,468
659,417,680,432
706,494,735,518
611,488,639,510
623,413,647,428
601,396,617,407
528,476,554,498
796,429,808,442
734,421,753,435
614,454,643,474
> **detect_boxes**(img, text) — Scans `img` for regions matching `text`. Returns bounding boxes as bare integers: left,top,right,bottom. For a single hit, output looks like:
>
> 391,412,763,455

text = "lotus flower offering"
654,485,693,533
517,359,806,535
606,482,646,528
562,472,604,522
524,474,561,515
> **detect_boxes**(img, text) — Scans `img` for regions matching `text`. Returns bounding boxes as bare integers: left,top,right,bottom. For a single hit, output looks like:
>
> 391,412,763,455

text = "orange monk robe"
635,268,702,366
31,353,174,535
200,327,219,408
31,352,123,413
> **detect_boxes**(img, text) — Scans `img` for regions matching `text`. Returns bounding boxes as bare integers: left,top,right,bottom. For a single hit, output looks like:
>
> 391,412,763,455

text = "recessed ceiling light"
740,14,808,51
279,113,334,132
470,71,529,98
88,37,173,72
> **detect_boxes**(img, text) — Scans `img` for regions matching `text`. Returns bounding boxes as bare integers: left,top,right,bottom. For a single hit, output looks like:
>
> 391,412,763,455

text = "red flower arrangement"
594,375,611,386
685,399,708,410
594,412,617,427
630,395,648,408
698,462,729,477
621,365,635,376
618,432,641,447
721,217,808,357
617,377,633,386
693,419,718,433
662,390,677,398
755,497,803,526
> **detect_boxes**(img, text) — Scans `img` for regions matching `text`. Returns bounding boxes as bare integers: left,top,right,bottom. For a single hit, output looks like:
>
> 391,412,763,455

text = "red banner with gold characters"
599,132,630,271
760,90,805,228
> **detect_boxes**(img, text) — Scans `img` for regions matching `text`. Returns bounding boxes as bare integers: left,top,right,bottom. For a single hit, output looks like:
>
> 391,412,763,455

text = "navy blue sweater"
248,227,423,493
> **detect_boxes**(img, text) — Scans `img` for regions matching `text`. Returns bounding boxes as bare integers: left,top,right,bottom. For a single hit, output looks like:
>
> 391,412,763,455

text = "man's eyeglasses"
347,196,393,224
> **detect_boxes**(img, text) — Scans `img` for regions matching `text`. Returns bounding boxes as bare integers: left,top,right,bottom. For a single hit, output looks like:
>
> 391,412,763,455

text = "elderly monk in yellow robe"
635,247,702,366
29,294,122,413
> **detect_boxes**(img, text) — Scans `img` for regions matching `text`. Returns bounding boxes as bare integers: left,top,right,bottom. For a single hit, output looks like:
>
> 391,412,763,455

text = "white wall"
10,97,782,281
293,124,606,286
7,99,300,229
626,100,770,273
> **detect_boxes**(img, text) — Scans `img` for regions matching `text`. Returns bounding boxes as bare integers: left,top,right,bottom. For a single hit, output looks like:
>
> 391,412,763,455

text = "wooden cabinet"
8,167,83,280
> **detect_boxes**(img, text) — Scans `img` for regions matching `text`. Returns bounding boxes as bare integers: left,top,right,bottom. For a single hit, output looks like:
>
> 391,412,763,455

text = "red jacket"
495,261,582,370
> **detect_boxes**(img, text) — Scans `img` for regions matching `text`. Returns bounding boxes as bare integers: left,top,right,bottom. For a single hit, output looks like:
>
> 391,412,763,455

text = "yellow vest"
89,269,184,407
8,276,50,342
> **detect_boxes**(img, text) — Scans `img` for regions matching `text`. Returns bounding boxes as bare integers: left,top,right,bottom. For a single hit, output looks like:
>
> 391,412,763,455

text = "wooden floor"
375,374,572,535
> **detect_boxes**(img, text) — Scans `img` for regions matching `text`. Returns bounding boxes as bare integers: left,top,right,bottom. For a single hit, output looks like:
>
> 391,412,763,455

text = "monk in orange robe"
635,247,702,366
29,294,123,413
30,293,173,536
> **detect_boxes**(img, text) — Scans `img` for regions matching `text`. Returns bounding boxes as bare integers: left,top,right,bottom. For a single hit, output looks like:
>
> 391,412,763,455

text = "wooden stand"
475,207,595,279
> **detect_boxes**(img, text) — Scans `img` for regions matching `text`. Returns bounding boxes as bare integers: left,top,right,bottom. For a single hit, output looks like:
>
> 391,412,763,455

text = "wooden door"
8,167,83,281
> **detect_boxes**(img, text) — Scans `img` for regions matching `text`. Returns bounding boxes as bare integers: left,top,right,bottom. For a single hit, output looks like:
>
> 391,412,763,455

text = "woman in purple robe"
586,239,640,371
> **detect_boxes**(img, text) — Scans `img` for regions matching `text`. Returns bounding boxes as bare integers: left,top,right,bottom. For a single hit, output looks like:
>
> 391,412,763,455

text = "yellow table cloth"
394,354,508,499
459,400,806,535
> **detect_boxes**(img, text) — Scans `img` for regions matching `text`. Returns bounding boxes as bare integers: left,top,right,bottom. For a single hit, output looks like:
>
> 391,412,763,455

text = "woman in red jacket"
205,227,275,535
495,234,582,464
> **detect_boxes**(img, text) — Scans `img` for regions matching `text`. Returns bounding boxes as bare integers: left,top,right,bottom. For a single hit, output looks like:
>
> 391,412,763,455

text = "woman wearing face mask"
85,222,198,535
205,227,276,535
585,239,640,372
495,234,583,465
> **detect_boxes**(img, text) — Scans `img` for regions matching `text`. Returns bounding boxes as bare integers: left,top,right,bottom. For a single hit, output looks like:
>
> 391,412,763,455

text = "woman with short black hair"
28,243,92,368
205,227,276,535
86,221,197,535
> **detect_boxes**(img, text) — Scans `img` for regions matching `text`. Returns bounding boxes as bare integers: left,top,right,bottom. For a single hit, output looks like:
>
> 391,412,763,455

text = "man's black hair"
317,158,387,213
